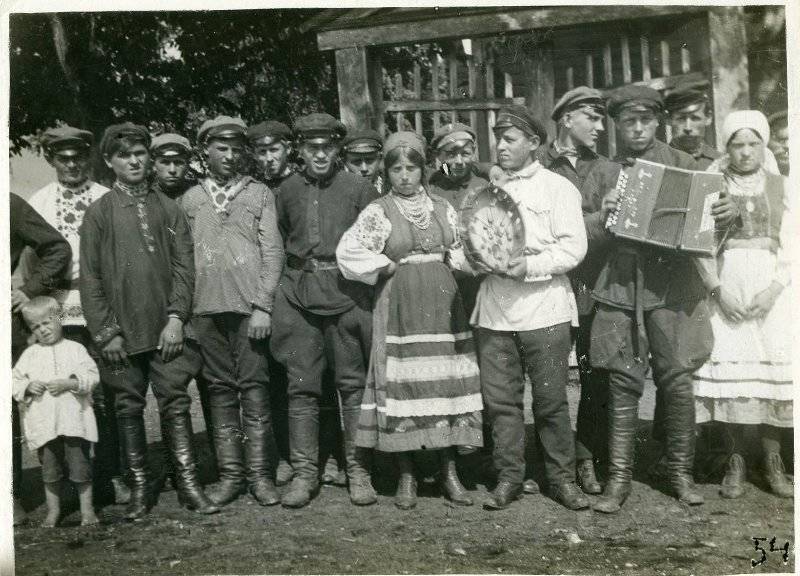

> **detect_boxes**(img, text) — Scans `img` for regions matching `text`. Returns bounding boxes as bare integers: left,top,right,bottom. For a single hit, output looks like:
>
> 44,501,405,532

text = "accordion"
458,184,526,273
605,159,725,256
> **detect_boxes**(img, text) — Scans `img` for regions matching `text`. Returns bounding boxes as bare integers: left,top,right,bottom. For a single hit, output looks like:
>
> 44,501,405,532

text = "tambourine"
457,184,526,273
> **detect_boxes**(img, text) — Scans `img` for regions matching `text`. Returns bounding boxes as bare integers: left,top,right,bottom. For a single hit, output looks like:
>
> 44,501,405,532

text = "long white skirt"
693,248,793,427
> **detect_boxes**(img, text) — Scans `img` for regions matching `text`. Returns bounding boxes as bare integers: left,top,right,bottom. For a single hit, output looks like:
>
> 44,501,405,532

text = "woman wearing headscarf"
693,110,794,499
336,131,483,509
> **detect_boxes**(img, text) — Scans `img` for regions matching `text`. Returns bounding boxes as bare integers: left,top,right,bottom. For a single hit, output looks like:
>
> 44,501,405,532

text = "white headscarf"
707,110,779,174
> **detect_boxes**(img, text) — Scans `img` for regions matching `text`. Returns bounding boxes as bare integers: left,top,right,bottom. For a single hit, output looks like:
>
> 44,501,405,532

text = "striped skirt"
693,248,793,427
356,259,483,452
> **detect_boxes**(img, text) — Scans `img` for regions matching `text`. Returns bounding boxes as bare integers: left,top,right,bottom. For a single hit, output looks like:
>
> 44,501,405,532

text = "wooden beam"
317,5,708,51
707,6,750,148
335,46,377,131
413,62,423,134
525,43,556,141
621,37,632,84
641,37,651,81
585,54,594,88
367,47,385,137
384,97,525,113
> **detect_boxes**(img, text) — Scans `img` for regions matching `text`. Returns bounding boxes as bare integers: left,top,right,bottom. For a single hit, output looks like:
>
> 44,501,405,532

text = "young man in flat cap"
20,125,132,506
342,128,384,192
181,116,284,508
80,122,218,519
768,111,790,176
427,122,489,319
477,105,589,511
271,112,379,508
664,88,721,170
248,120,296,189
581,86,737,513
540,86,612,496
11,193,73,524
149,132,217,488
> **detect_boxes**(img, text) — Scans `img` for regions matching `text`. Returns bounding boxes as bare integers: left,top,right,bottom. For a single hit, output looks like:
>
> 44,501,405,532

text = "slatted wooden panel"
382,39,524,162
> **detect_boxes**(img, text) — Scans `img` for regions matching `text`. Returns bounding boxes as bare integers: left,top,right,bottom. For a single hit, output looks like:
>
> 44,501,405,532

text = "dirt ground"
12,375,794,576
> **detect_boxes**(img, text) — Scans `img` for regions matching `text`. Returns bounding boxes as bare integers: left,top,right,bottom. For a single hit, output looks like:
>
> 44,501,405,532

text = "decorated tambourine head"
457,184,526,274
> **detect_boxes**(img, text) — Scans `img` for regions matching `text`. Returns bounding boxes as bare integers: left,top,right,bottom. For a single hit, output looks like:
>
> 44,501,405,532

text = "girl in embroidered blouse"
12,297,100,527
337,131,483,510
694,111,794,500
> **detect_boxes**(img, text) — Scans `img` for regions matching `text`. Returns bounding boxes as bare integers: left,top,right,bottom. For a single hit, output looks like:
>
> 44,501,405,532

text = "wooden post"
525,41,556,141
367,48,385,137
585,54,594,88
603,43,613,87
660,40,671,77
707,6,750,148
335,46,379,131
413,62,423,135
621,37,632,84
448,52,459,124
432,56,441,132
641,37,651,81
471,39,491,161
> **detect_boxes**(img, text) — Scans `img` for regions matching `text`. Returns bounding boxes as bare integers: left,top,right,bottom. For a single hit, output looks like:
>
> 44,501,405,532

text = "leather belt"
286,254,339,272
398,253,445,265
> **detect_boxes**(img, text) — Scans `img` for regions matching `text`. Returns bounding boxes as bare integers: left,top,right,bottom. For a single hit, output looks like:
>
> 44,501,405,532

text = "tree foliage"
9,10,337,154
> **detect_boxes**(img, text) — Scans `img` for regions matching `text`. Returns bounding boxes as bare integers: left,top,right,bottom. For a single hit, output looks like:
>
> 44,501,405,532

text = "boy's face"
564,107,605,149
154,156,189,190
105,143,150,185
300,138,339,180
616,109,659,152
205,138,244,180
495,126,538,171
344,151,381,181
437,140,475,182
24,309,62,346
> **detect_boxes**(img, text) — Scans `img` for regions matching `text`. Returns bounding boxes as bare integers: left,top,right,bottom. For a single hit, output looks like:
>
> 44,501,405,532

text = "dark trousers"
268,349,290,462
193,313,272,477
270,292,371,404
478,322,575,487
103,344,199,419
63,327,124,488
574,310,609,463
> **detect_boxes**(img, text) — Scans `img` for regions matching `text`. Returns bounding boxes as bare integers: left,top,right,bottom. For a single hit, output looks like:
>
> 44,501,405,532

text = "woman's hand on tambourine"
714,287,747,323
747,283,782,319
600,189,619,221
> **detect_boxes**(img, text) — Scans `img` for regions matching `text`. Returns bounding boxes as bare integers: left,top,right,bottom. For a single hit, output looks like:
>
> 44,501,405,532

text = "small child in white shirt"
12,296,100,527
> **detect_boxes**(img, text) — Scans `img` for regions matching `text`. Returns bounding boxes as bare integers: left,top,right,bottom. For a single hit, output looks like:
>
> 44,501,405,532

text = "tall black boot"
281,396,320,508
340,402,377,506
163,413,220,514
395,452,417,510
762,425,793,499
663,380,703,505
118,416,151,520
207,405,246,506
242,387,280,506
593,388,638,514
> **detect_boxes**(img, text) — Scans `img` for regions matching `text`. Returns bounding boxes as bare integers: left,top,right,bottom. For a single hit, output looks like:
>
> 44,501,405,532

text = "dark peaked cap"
664,88,709,114
342,129,383,153
197,116,248,143
493,105,548,143
607,85,664,118
294,113,347,141
100,123,151,157
247,120,293,143
41,125,94,152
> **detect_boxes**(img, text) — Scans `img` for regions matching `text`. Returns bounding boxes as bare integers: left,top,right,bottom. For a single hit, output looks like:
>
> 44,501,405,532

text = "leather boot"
162,414,220,514
207,405,246,506
764,452,793,499
440,448,472,506
593,389,638,514
340,404,377,506
663,381,703,505
242,389,280,506
13,498,27,526
119,416,150,520
395,452,417,510
576,459,602,495
720,453,746,499
275,459,294,486
281,397,320,508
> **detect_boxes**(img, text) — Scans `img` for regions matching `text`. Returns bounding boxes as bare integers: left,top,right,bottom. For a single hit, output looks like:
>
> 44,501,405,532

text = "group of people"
9,81,793,529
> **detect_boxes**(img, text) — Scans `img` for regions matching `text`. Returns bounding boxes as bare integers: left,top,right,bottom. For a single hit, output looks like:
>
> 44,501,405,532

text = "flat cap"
607,85,663,118
430,122,476,151
41,125,94,153
664,88,708,114
384,131,427,158
198,115,248,143
551,86,605,121
151,133,192,157
247,120,293,143
494,105,548,143
100,123,151,157
341,129,383,153
294,113,346,141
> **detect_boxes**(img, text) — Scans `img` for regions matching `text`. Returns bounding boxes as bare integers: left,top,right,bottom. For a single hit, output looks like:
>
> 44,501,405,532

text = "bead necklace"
391,186,431,230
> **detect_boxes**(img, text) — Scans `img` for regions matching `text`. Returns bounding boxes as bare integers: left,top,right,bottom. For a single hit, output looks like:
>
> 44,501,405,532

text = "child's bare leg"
77,482,99,525
42,482,61,528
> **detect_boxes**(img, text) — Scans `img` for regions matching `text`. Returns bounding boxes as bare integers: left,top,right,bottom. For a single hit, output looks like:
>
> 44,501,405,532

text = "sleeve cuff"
523,255,552,283
92,324,121,347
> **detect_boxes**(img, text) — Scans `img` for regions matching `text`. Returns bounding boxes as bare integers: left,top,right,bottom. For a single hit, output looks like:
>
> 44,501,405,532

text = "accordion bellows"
606,159,725,256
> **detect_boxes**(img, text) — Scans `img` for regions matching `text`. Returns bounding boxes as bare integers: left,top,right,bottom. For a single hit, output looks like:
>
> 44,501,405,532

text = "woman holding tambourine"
336,131,483,510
